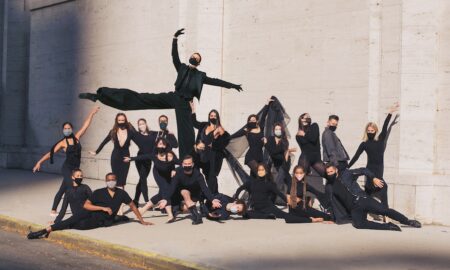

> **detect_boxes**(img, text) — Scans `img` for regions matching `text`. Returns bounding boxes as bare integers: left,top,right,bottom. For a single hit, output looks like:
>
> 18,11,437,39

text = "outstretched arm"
32,142,64,173
75,106,100,140
348,143,365,168
172,28,185,71
203,76,243,92
95,134,111,154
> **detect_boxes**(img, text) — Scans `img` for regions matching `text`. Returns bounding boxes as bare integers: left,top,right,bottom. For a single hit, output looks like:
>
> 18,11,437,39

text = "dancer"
191,102,230,194
32,106,100,216
348,103,399,208
322,115,350,171
205,193,247,221
152,115,178,151
79,28,243,158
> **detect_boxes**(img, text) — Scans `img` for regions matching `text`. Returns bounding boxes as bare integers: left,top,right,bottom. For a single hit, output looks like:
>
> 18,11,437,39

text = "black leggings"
134,160,151,203
351,197,409,230
150,170,172,205
289,206,331,221
249,203,312,223
51,212,103,231
366,164,388,208
97,87,194,158
298,154,326,177
51,165,73,211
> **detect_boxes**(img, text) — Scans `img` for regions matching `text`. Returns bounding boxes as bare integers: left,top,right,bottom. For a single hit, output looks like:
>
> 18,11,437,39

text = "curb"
0,214,211,270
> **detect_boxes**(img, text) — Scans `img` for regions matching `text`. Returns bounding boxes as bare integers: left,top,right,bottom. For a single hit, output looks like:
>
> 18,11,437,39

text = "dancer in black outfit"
90,113,135,188
288,166,332,221
234,163,324,223
131,118,154,206
191,102,230,194
230,98,272,176
167,155,222,225
152,115,178,151
348,103,399,208
79,28,242,158
205,194,247,221
124,138,180,222
325,164,421,231
33,106,100,216
27,173,152,239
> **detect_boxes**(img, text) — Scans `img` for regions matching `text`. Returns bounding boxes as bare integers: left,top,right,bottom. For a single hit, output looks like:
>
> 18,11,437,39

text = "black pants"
366,164,388,208
289,206,331,221
52,165,74,211
250,203,311,223
351,197,409,230
111,148,130,187
51,212,105,231
134,160,152,203
298,153,326,177
96,87,194,158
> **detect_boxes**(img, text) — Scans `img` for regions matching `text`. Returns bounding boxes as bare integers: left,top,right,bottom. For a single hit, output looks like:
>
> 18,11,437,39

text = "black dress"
296,123,325,177
131,132,155,203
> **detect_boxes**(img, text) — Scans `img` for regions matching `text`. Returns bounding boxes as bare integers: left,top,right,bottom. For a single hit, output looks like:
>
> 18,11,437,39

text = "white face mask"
295,175,304,181
274,130,282,137
106,181,117,189
230,206,238,214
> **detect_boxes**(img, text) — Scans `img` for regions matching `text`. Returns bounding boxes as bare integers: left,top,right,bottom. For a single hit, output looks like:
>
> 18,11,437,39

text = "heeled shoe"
27,229,50,239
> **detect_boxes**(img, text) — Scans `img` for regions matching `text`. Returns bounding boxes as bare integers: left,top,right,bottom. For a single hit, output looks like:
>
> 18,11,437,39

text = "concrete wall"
0,0,448,225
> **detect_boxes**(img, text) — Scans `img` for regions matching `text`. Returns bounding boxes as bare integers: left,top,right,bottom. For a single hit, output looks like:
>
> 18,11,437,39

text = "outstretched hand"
234,84,243,92
174,28,185,38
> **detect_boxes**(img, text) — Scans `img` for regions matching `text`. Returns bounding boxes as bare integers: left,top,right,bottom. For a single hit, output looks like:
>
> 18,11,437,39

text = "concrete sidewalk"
1,169,450,270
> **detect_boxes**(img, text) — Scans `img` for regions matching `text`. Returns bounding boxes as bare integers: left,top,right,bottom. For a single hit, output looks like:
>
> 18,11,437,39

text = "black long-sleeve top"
265,136,288,168
348,114,392,171
230,105,269,164
54,184,92,223
296,123,321,159
149,130,179,150
234,177,287,208
132,132,155,155
207,193,234,220
95,128,135,155
168,167,214,201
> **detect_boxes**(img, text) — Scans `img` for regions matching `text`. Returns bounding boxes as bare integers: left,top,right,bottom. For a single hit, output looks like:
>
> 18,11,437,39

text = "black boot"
407,219,422,228
27,229,50,239
188,205,203,225
78,93,98,102
387,222,401,231
199,201,209,217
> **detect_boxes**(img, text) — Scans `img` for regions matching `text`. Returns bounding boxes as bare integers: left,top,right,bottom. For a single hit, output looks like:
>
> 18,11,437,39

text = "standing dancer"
79,28,243,158
33,106,100,216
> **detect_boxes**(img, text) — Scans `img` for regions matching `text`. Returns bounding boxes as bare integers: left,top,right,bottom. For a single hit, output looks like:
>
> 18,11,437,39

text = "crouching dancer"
27,172,152,239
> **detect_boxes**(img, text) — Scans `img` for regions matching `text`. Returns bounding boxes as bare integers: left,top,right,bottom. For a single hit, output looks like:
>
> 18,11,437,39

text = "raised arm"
172,28,184,71
230,127,247,139
348,143,365,168
75,106,100,139
259,103,270,131
378,113,392,142
203,76,242,92
302,123,320,144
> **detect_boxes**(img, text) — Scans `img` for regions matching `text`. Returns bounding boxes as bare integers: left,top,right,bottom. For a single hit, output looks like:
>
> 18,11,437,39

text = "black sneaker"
407,220,422,228
387,222,401,231
78,93,98,102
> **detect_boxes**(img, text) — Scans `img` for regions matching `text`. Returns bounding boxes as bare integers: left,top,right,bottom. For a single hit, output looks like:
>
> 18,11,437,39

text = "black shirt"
89,187,132,220
150,130,179,150
132,132,155,156
265,136,288,168
55,184,92,223
207,193,233,220
234,177,286,209
169,167,214,201
296,123,321,159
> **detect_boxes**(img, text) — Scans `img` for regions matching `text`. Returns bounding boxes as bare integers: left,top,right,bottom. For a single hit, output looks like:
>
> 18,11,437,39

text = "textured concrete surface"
1,169,450,270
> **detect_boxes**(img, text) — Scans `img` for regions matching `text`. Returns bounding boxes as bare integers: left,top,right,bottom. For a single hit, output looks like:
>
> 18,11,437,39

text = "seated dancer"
191,101,230,194
288,166,332,221
325,164,421,231
233,163,325,223
167,155,222,225
205,193,247,221
79,28,242,158
27,173,152,239
124,138,180,223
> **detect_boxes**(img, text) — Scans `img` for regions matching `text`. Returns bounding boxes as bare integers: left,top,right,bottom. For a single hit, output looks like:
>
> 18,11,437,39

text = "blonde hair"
362,122,379,141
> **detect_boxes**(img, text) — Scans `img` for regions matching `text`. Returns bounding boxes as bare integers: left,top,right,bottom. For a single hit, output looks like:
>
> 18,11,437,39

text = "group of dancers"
27,28,421,239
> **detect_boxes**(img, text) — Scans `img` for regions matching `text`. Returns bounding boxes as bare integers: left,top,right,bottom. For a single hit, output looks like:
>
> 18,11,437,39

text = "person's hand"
174,28,185,38
189,101,195,113
297,130,305,137
196,142,205,150
140,220,154,226
234,84,243,92
212,199,222,209
389,102,400,114
102,207,113,215
88,151,97,156
91,106,100,115
373,178,384,188
171,170,176,178
158,199,168,209
32,163,41,173
123,157,131,163
262,137,267,144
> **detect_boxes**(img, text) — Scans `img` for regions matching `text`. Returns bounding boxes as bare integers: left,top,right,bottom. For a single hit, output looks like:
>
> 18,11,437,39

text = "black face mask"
304,118,312,125
209,118,218,125
329,126,337,132
117,123,127,130
189,57,199,66
367,133,376,140
247,122,258,130
74,177,83,185
156,147,166,154
326,173,337,182
159,122,168,130
183,165,193,173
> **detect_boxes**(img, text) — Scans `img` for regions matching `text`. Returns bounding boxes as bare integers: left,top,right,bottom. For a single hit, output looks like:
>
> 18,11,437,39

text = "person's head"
105,172,117,189
189,52,202,67
273,123,285,138
159,115,169,130
137,118,150,134
256,163,271,180
327,115,339,132
114,113,129,130
298,113,312,130
155,137,169,154
325,164,338,178
62,122,74,137
71,168,83,186
208,109,221,126
363,122,379,141
246,114,259,130
182,155,194,174
229,199,247,216
289,165,306,209
293,165,306,182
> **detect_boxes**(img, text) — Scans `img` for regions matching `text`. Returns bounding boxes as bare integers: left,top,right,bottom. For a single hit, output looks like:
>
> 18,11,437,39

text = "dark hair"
182,155,194,162
325,163,336,170
235,199,247,216
328,115,339,121
105,172,116,180
247,114,259,123
50,122,78,164
273,122,289,148
256,163,273,182
192,52,202,63
289,165,306,209
159,115,168,122
72,168,82,176
137,118,150,133
110,113,132,139
208,109,221,126
62,122,74,129
298,113,310,131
